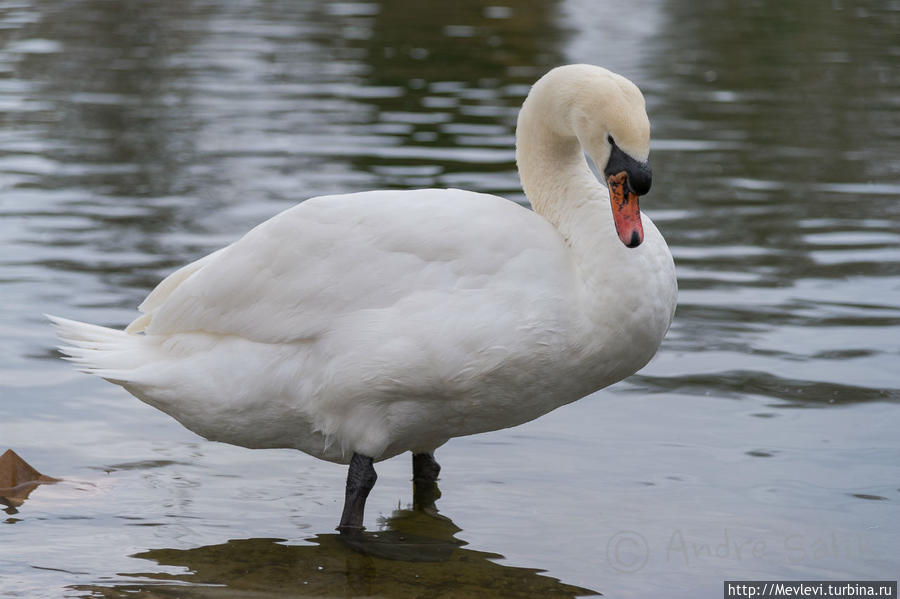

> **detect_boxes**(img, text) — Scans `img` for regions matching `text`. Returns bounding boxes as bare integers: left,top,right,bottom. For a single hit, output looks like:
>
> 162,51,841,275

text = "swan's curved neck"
515,96,608,244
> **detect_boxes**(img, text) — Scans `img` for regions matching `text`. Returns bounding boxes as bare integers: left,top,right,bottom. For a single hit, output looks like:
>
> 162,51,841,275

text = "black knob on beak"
604,139,652,196
626,160,652,196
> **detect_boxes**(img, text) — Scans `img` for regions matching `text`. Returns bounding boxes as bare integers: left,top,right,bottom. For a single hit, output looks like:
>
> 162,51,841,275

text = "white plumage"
50,65,676,476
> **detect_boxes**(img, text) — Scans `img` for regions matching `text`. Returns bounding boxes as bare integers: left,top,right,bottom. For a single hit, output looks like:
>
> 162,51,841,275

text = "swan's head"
571,67,652,248
520,65,653,248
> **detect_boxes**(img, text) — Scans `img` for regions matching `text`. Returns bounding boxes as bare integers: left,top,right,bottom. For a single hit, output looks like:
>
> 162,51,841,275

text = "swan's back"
139,189,574,343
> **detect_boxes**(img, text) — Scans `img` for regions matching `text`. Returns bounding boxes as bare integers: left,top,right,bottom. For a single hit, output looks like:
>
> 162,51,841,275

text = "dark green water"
1,1,898,597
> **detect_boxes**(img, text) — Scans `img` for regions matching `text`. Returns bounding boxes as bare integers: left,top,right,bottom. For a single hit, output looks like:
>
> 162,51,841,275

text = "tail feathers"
47,314,145,382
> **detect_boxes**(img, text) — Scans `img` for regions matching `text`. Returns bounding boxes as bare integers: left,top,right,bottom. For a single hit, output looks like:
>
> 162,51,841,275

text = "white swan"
50,64,677,532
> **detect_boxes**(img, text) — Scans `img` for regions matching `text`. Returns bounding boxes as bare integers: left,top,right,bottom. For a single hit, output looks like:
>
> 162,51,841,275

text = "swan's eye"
607,135,614,145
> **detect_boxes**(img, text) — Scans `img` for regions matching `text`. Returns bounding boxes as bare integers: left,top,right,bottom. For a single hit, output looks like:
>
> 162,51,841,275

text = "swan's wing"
140,189,570,343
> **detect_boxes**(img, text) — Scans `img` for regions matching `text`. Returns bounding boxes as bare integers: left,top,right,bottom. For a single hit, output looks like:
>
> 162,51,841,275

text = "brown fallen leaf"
0,449,60,508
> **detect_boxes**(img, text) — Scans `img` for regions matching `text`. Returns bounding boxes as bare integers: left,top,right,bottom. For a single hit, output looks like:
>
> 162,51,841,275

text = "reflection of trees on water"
633,0,900,404
77,504,598,598
644,0,899,253
12,1,205,200
17,0,568,201
311,0,568,189
11,0,570,262
351,0,565,83
6,1,217,295
650,0,898,183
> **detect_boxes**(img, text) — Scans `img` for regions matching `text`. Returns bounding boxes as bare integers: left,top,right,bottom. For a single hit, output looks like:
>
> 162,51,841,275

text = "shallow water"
1,1,899,597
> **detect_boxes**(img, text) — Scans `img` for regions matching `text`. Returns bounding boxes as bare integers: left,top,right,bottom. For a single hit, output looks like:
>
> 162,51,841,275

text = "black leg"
337,453,377,534
412,452,440,483
412,452,441,511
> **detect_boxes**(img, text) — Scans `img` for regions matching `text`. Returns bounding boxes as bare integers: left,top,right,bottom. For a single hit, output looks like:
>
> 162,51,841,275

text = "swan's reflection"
78,483,598,598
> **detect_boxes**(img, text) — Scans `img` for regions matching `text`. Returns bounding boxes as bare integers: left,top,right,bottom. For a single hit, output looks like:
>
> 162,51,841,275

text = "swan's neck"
515,96,611,246
514,87,656,310
512,66,676,384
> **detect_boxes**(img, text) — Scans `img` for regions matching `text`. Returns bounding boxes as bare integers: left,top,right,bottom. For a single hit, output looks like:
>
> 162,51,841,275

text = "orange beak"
607,171,644,248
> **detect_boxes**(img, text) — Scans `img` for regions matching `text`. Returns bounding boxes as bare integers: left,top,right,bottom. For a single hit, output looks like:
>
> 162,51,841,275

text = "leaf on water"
0,449,60,507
